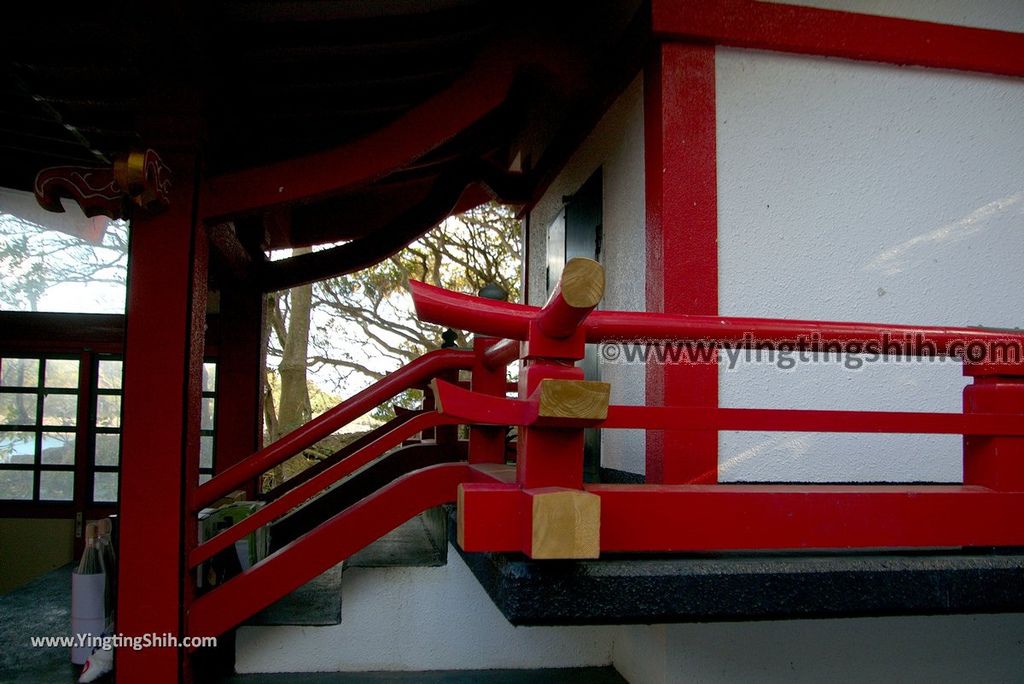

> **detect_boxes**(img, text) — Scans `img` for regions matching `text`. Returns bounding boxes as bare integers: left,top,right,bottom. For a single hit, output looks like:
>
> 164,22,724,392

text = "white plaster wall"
615,615,1024,683
716,47,1024,482
236,546,615,672
527,74,647,474
607,8,1024,683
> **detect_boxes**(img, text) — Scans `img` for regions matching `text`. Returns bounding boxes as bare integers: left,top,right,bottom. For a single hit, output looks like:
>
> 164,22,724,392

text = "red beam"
481,337,520,370
593,484,1024,551
652,0,1024,78
194,348,474,508
189,412,456,568
457,484,1024,553
202,51,518,219
964,375,1024,491
458,483,523,552
410,280,534,341
469,337,512,464
535,257,604,339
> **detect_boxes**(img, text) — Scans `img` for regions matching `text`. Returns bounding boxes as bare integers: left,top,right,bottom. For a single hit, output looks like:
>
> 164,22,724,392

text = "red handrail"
189,411,457,568
410,280,1024,359
431,377,1023,436
259,410,425,501
188,462,501,639
193,348,474,509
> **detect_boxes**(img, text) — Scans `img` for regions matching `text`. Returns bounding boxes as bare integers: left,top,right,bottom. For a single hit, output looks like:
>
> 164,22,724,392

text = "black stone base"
449,510,1024,625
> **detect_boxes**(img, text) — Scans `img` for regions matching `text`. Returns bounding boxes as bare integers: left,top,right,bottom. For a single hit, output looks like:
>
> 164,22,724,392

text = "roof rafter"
201,39,525,221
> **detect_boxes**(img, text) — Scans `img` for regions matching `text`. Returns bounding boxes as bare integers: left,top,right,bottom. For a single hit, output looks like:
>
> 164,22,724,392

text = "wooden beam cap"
560,258,605,309
528,488,601,559
536,379,610,421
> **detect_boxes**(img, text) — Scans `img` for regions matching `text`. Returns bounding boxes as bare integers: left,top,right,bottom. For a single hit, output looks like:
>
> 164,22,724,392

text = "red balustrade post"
963,364,1024,490
514,258,604,490
517,359,587,489
470,336,510,463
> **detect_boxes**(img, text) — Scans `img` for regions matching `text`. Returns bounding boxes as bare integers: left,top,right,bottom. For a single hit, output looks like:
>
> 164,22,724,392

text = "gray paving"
0,564,83,683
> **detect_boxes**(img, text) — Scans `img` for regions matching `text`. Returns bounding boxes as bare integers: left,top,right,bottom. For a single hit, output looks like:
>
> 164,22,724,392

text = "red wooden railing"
410,278,1024,359
193,348,475,507
185,257,1024,638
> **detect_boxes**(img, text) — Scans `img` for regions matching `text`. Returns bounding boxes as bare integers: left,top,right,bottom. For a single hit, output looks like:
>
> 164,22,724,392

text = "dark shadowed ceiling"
1,0,646,270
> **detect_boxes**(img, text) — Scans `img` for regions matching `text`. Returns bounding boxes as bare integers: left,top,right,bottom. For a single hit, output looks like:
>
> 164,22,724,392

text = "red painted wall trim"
644,43,719,484
653,0,1024,78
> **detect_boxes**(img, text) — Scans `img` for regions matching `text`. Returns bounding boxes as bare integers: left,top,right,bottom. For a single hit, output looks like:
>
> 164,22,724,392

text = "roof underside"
2,2,500,179
2,1,646,259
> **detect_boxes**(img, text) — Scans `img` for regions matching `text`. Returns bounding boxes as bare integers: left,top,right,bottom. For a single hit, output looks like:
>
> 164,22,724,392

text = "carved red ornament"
33,149,172,219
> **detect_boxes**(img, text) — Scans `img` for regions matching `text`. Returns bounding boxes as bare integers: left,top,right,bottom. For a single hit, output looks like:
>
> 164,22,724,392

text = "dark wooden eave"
2,1,647,284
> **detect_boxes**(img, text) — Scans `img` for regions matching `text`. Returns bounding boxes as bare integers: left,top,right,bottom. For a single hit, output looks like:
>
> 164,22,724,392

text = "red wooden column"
116,156,207,682
644,42,719,484
214,278,264,482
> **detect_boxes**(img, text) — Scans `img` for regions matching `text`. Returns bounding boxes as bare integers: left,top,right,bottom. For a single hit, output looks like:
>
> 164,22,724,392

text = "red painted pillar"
116,156,207,682
213,279,264,479
963,365,1024,490
644,42,719,484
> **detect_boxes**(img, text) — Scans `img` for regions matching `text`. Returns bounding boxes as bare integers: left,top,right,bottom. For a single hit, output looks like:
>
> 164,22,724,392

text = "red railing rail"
193,348,474,509
190,411,458,568
188,257,1024,640
259,410,425,501
429,376,1023,436
411,280,1024,362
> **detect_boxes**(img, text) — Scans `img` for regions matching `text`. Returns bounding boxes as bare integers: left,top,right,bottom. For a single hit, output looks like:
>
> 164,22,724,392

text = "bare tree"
0,216,127,312
305,202,521,385
262,202,521,456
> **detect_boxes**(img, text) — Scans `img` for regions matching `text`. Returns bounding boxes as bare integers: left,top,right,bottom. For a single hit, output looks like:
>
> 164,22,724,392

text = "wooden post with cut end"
535,378,610,423
527,487,601,559
536,257,605,339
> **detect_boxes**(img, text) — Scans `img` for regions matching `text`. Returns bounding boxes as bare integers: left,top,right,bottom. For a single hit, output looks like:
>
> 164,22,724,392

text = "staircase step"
245,508,447,627
346,507,448,568
245,561,344,626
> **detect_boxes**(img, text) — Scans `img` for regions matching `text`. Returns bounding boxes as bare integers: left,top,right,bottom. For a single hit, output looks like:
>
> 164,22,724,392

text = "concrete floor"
0,564,627,684
0,564,85,684
218,668,627,683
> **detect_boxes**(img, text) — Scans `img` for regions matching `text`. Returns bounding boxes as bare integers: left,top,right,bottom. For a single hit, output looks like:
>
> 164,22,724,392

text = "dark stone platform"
450,507,1024,625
